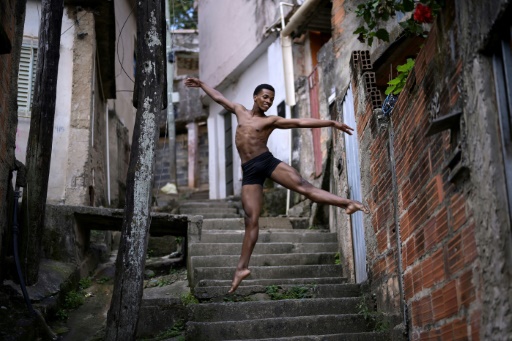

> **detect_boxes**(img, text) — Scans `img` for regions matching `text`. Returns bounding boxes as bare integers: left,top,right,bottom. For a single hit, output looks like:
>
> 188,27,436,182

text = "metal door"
342,86,367,283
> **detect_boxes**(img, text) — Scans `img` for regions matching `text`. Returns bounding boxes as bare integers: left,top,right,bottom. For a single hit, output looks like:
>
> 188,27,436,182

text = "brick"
446,232,464,276
415,227,426,260
435,280,458,320
412,296,433,327
450,193,467,231
470,310,481,341
432,248,445,285
458,269,475,309
421,257,434,289
377,229,388,253
405,270,414,300
412,263,423,295
462,221,477,263
435,208,449,243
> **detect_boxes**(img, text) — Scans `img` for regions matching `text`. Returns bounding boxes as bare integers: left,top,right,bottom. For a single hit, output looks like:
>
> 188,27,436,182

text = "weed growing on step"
142,319,185,340
334,252,341,265
78,277,92,290
64,290,85,309
96,276,110,284
265,285,314,300
357,294,390,332
181,292,199,306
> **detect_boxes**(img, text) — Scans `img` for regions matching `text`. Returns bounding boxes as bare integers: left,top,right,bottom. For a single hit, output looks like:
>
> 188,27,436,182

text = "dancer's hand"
333,122,354,135
185,77,201,88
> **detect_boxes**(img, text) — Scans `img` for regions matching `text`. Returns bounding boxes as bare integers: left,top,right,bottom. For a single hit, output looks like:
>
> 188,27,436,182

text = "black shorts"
242,151,282,186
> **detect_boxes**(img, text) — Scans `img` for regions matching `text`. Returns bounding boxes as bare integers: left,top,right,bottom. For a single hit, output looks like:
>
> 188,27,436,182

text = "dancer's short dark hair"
253,84,275,96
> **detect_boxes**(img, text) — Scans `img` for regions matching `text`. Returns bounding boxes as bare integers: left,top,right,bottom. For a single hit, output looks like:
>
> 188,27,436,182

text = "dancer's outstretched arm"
272,116,354,135
185,77,243,113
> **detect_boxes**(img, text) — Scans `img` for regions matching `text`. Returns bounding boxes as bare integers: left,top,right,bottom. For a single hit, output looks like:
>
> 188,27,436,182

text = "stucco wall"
14,1,75,204
198,0,282,90
206,38,290,198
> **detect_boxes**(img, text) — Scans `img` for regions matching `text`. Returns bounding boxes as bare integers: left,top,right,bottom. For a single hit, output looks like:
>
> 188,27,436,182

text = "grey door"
343,86,367,283
224,113,233,196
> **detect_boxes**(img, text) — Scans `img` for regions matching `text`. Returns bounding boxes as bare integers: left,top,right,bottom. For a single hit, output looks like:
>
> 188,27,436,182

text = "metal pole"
165,0,177,186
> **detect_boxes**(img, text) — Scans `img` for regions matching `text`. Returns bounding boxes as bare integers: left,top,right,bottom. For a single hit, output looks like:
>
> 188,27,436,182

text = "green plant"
180,292,199,306
353,0,443,46
175,236,183,244
334,252,341,265
357,295,390,332
56,309,68,321
96,276,110,284
144,320,186,340
265,285,313,300
64,290,84,309
79,277,92,290
385,58,415,95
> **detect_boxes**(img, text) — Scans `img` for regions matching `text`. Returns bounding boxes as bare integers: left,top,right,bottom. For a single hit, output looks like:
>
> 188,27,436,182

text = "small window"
277,100,286,118
17,42,38,117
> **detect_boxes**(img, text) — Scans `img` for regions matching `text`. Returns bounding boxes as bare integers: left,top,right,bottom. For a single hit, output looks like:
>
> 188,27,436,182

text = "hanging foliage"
353,0,443,46
169,0,197,30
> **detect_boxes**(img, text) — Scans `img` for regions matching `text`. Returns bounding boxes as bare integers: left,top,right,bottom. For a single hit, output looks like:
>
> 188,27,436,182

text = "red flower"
413,3,434,23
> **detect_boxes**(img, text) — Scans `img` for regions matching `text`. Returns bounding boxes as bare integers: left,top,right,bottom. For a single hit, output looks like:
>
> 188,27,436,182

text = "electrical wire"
61,12,89,36
116,3,136,83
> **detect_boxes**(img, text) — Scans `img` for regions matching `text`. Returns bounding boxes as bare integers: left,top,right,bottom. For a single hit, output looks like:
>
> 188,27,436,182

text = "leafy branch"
353,0,443,46
385,58,415,95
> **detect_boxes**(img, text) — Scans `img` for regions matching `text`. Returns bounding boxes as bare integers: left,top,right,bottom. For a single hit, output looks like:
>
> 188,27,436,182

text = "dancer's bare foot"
228,268,251,293
345,200,370,214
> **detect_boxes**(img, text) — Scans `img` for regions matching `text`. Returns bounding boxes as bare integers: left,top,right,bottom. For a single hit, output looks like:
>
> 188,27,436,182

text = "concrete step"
200,230,337,244
194,283,361,301
186,314,374,341
202,217,311,230
189,298,360,322
229,333,391,341
180,200,237,208
193,265,343,281
196,277,346,288
180,207,239,215
193,213,242,219
188,242,339,256
190,253,336,268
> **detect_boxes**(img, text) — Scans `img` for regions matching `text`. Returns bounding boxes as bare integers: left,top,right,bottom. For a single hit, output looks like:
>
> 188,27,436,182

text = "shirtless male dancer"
185,77,369,293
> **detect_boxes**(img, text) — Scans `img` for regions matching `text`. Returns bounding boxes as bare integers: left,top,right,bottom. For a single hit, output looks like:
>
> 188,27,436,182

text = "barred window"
17,41,38,117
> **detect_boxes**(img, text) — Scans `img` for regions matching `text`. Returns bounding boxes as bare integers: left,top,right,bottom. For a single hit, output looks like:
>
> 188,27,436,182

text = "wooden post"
20,0,64,285
105,0,166,339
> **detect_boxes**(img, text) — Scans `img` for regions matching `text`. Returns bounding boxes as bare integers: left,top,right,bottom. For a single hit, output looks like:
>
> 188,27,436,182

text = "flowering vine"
353,0,443,46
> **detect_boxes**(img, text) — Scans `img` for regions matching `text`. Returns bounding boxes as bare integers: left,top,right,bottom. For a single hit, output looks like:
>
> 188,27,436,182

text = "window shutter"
17,45,37,116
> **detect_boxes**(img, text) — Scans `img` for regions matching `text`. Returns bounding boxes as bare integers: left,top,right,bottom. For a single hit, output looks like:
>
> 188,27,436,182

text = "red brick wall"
348,6,481,340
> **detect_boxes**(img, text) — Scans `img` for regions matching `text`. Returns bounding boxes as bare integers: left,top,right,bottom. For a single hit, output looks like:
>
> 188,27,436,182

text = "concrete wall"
206,37,290,198
198,0,282,90
15,1,75,204
14,0,135,207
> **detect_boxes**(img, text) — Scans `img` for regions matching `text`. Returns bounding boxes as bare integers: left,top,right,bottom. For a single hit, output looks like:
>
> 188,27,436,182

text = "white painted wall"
16,1,74,203
112,0,137,142
207,37,291,198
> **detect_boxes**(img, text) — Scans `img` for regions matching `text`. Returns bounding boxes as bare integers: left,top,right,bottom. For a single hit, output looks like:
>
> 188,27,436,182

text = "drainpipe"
105,103,110,205
280,0,321,212
280,0,322,106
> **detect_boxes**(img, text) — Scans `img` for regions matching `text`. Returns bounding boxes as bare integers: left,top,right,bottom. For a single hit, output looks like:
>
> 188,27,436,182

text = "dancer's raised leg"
270,162,369,214
229,184,263,293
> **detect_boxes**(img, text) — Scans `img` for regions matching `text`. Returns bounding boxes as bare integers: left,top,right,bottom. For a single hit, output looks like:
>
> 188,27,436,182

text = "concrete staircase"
185,217,391,340
178,199,242,219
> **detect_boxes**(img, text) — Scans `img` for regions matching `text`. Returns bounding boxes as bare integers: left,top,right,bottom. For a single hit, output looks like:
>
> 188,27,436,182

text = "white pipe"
281,35,296,106
105,103,110,205
281,0,322,37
